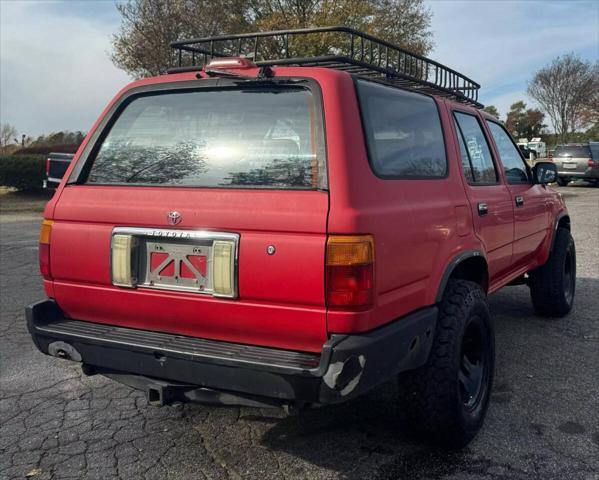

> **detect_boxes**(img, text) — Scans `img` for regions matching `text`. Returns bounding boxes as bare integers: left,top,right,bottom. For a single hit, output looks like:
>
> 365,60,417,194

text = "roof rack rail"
170,26,482,108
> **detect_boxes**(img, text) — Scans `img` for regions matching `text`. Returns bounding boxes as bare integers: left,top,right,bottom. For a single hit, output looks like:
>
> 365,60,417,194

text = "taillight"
111,234,138,287
45,158,51,176
588,158,596,167
39,219,53,279
326,235,374,308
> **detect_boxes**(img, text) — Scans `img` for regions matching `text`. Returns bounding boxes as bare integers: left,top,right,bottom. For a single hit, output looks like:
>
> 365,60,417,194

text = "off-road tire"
529,228,576,317
397,280,494,448
556,177,570,186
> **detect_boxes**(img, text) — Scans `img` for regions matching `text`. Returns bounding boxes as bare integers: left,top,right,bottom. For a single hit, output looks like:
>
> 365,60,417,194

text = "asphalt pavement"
1,185,598,480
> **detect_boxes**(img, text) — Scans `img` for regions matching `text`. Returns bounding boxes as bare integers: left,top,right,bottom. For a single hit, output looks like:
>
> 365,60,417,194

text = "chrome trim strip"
111,227,239,298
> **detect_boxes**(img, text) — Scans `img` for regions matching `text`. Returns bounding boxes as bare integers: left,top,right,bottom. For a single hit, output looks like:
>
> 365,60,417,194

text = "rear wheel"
397,280,494,448
556,177,570,186
529,228,576,317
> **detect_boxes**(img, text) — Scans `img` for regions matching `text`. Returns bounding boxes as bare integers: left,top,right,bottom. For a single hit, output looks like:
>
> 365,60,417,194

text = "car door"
452,110,514,282
485,120,549,266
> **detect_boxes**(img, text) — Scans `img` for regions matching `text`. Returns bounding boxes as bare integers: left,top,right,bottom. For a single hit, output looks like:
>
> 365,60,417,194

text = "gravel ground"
1,185,598,480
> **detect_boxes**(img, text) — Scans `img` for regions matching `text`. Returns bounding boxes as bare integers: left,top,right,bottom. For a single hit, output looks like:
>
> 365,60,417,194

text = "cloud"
0,1,130,137
427,0,599,116
0,0,597,136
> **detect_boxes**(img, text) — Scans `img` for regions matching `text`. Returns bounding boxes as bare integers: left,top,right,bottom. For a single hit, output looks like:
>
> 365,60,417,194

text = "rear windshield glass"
85,87,326,189
554,145,591,158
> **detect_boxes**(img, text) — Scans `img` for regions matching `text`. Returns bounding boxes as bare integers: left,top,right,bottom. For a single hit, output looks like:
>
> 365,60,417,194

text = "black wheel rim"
459,316,489,410
563,244,575,305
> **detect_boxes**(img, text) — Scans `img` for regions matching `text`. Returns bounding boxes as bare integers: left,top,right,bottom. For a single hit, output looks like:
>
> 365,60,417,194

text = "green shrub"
0,155,46,192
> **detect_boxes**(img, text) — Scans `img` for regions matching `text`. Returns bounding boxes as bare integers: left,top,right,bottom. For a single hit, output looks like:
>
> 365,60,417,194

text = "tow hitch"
101,370,294,409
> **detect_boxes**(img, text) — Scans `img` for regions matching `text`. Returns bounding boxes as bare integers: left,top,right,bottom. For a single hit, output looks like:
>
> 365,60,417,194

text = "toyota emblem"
167,211,182,225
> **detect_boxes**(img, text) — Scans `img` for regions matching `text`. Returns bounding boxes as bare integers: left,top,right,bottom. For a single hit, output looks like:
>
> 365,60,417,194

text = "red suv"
27,27,575,447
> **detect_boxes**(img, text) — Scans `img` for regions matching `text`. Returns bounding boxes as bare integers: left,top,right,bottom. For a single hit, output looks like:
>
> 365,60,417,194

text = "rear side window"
85,87,326,189
357,80,447,178
486,121,529,184
453,112,498,184
554,145,591,158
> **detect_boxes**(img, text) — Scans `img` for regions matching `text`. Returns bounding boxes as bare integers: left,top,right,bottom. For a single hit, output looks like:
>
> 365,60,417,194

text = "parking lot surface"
1,185,598,480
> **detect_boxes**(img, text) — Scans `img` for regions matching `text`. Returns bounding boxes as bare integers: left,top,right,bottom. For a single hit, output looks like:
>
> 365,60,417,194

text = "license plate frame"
111,227,239,298
143,239,213,294
562,162,577,169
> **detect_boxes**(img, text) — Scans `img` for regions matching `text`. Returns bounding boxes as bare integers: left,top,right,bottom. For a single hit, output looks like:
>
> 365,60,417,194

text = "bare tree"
0,123,18,153
527,54,598,144
111,0,433,78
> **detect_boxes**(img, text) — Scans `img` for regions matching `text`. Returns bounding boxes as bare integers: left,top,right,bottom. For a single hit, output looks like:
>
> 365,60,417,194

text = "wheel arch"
551,213,571,252
435,250,489,303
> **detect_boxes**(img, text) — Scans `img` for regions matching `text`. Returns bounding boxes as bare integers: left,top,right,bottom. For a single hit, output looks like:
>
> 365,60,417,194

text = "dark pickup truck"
44,152,74,188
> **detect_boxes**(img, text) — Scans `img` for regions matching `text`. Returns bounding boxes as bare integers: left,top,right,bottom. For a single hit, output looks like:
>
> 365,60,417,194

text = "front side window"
486,121,529,184
453,112,497,184
357,80,447,178
85,87,326,189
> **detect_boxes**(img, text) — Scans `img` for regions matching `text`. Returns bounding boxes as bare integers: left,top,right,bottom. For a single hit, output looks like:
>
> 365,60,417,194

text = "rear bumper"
557,169,599,179
26,299,436,406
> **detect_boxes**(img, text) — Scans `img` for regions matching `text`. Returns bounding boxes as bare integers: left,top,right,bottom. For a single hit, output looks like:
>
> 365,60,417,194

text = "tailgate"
51,187,328,352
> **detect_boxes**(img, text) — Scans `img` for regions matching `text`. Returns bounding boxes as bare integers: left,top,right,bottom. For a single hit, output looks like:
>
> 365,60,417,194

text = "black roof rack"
170,26,482,108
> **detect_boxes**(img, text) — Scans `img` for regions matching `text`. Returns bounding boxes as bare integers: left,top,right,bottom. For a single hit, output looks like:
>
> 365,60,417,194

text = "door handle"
515,195,524,207
477,202,488,216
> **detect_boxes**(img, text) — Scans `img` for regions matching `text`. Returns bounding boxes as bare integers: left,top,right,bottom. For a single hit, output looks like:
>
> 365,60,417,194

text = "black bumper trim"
34,317,323,373
26,299,437,405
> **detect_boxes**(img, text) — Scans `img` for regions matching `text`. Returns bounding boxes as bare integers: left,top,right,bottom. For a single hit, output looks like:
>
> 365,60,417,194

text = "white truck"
527,138,547,158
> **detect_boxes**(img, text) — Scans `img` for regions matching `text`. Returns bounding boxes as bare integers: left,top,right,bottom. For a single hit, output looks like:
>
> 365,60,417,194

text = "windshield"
85,87,326,189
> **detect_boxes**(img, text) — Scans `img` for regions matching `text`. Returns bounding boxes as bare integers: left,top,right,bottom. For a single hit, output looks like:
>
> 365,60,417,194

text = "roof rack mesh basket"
170,26,482,108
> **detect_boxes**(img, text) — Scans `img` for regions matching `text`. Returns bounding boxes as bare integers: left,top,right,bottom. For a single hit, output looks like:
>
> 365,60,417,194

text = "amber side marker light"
39,220,54,279
326,235,374,308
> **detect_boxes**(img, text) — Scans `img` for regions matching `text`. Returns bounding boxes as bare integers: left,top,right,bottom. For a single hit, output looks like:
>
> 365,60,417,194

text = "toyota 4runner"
27,27,575,447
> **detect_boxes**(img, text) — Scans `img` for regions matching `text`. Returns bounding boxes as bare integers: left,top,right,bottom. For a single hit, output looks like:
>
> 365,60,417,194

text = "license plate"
563,162,577,169
144,240,212,293
111,227,238,297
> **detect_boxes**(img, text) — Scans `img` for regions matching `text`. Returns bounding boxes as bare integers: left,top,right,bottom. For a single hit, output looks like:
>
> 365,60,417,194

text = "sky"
0,0,598,137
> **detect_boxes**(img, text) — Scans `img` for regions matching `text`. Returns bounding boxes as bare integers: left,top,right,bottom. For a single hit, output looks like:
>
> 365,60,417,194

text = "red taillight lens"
39,220,53,280
326,264,373,306
39,243,51,279
588,158,596,167
45,158,51,175
326,235,374,308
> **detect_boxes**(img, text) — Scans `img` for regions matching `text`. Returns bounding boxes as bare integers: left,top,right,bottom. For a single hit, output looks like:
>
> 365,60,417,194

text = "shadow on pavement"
253,277,599,479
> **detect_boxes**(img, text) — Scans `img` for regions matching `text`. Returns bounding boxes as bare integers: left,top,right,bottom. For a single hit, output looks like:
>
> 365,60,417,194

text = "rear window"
356,80,447,178
85,87,326,189
554,145,591,158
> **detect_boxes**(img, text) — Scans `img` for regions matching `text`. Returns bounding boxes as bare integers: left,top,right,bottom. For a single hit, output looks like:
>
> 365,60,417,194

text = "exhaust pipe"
47,341,82,362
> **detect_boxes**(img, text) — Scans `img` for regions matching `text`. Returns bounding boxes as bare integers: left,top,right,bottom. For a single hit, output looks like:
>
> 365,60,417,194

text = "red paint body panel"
50,186,329,352
41,66,566,351
52,282,326,352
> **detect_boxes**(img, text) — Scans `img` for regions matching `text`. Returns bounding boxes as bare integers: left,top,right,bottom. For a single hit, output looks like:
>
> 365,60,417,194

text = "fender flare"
550,212,570,253
435,249,487,303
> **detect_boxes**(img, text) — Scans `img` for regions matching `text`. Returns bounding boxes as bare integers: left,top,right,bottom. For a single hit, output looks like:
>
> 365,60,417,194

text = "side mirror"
533,161,557,184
